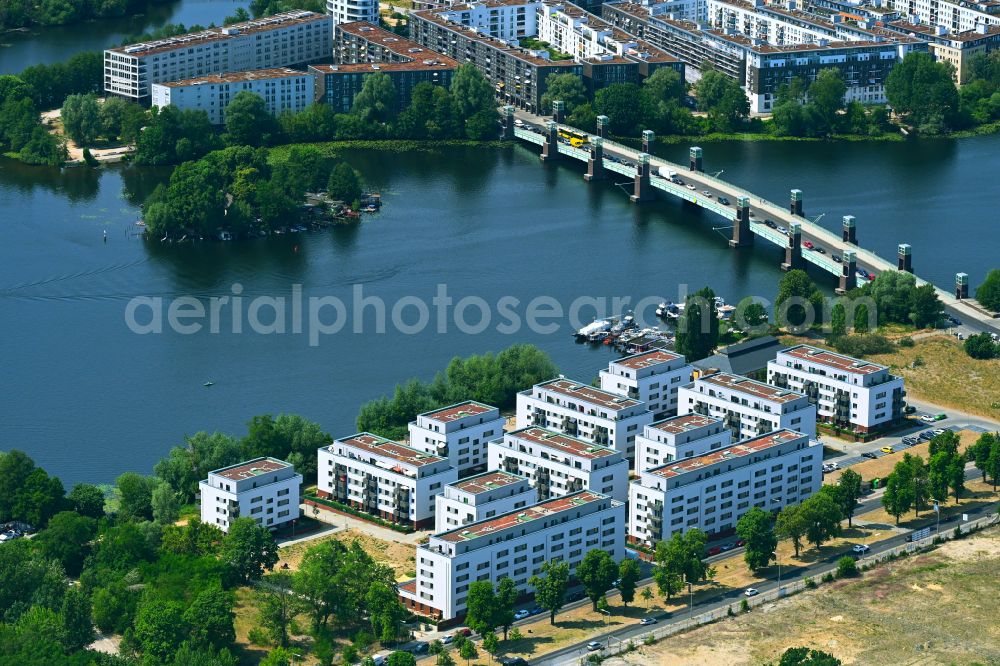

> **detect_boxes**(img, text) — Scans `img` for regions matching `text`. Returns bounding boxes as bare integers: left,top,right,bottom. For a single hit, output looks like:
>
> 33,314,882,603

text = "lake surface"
0,0,250,74
1,135,998,486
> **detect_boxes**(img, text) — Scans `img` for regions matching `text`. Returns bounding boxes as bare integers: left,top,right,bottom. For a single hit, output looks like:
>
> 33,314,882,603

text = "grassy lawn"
612,527,1000,665
278,528,417,580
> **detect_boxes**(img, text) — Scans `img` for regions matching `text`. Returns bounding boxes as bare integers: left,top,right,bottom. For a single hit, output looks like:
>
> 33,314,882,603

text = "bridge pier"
630,153,654,203
837,250,857,294
596,115,609,139
502,106,515,140
782,222,805,271
729,196,753,248
642,130,654,154
790,189,803,217
540,120,561,162
956,272,969,300
689,146,703,172
897,243,912,273
584,136,606,182
552,100,565,124
842,215,857,245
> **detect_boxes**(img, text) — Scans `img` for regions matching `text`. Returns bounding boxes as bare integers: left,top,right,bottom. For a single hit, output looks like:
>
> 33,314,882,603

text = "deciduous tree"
530,560,570,625
735,506,776,573
576,549,618,611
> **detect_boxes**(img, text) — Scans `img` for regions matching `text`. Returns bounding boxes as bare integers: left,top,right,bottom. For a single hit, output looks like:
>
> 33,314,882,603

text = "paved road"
511,109,1000,336
528,481,998,666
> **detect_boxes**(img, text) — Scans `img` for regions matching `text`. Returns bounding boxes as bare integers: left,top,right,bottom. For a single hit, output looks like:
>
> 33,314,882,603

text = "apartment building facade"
151,68,315,124
599,349,694,419
401,491,625,619
629,430,821,545
408,401,506,477
317,433,457,529
767,344,905,434
634,413,733,473
488,426,630,501
434,470,538,533
678,372,816,440
889,19,1000,81
516,378,654,461
327,0,380,27
887,0,1000,32
411,3,581,111
199,457,301,532
104,11,332,101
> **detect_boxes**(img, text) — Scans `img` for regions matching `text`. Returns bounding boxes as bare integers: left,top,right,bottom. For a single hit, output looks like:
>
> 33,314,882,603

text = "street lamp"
772,551,781,594
598,608,611,647
687,582,694,619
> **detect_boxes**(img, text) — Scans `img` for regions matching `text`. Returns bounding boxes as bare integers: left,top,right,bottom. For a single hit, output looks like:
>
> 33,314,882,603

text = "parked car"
720,542,736,552
442,635,455,645
707,546,722,556
514,610,530,620
852,544,870,554
921,414,936,423
932,428,946,436
587,642,604,652
934,414,947,422
744,588,759,597
735,539,746,547
409,642,429,655
918,430,935,441
880,446,894,454
639,617,658,626
861,451,878,459
904,405,917,414
500,658,529,666
455,628,472,637
901,436,917,446
528,607,543,616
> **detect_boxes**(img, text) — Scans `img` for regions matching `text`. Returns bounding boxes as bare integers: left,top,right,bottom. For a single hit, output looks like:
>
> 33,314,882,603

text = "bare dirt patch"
614,528,1000,666
278,528,416,580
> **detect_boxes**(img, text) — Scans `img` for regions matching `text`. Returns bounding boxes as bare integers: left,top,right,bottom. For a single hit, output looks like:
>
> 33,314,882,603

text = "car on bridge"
777,225,787,234
764,219,777,228
718,197,730,205
815,247,826,254
832,254,842,263
803,241,814,250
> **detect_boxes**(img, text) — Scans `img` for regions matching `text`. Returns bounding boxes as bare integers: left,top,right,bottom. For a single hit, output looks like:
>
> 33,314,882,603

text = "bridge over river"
503,106,999,335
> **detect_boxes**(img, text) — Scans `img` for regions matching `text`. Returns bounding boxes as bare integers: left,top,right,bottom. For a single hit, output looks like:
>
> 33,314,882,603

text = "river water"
3,136,998,486
1,0,998,484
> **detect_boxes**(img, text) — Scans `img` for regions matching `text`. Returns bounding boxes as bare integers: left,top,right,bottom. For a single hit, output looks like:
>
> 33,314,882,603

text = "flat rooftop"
158,67,309,88
782,345,886,375
310,59,456,74
697,372,805,404
437,490,607,542
450,470,527,495
211,457,291,481
337,21,460,60
650,429,805,479
535,378,643,410
336,433,447,467
890,20,1000,41
420,401,496,423
613,349,683,370
109,10,326,57
650,413,721,434
509,426,621,459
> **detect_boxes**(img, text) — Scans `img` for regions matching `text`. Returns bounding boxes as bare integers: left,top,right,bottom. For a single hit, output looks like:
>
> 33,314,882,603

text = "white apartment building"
408,401,506,478
647,0,705,23
400,490,625,620
888,0,1000,32
635,413,733,473
768,344,906,434
327,0,380,28
151,68,315,124
629,429,821,545
434,470,537,533
104,11,332,100
600,349,694,419
488,426,630,502
516,378,654,462
317,433,457,529
199,457,301,532
678,372,816,441
436,0,541,41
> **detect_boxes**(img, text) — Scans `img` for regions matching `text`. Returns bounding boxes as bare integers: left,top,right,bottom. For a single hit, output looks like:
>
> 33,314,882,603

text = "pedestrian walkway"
301,501,431,545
